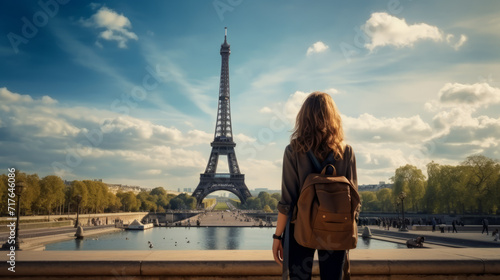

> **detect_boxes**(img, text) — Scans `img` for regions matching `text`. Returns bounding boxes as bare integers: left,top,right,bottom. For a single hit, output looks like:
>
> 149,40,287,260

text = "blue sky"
1,0,500,191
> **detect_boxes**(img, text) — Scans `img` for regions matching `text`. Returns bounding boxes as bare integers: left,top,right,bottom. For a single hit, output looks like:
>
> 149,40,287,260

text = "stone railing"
1,248,499,279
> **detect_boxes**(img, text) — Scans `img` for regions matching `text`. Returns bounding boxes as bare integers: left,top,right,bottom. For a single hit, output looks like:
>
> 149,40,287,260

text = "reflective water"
44,227,407,250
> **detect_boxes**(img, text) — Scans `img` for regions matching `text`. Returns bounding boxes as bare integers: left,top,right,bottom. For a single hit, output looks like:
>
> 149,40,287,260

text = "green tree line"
238,192,281,212
360,155,500,214
0,173,197,217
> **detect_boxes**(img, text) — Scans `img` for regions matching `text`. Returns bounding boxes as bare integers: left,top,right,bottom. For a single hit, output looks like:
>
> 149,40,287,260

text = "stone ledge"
0,249,498,278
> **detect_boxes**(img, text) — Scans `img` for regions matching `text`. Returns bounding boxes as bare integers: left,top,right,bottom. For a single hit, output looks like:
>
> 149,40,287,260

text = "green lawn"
213,202,229,211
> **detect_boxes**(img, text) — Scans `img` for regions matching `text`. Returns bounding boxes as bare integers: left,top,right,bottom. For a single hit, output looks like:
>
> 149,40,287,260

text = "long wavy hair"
290,91,345,161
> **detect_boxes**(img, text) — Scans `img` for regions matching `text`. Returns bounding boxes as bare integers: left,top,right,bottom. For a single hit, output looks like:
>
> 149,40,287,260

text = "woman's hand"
272,238,283,267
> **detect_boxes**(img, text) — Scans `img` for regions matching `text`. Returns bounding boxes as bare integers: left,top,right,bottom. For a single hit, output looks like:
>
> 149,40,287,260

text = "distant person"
452,220,458,233
482,218,489,235
493,229,499,241
272,92,357,280
432,218,437,232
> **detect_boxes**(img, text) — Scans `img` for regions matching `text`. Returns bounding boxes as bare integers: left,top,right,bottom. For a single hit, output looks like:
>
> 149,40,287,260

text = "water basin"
44,227,407,250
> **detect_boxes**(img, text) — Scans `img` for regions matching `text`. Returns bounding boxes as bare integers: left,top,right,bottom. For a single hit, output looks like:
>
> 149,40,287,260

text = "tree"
94,181,110,213
185,197,197,209
117,191,139,212
22,173,40,215
248,197,262,210
136,191,152,211
150,187,167,197
70,181,89,213
376,188,393,212
461,155,500,214
271,193,281,201
423,161,441,214
438,165,467,214
391,164,426,212
39,175,65,218
268,198,278,210
258,192,271,207
157,195,170,209
263,205,273,213
83,180,105,214
0,175,7,215
167,193,197,210
105,192,122,212
360,191,377,212
169,197,185,210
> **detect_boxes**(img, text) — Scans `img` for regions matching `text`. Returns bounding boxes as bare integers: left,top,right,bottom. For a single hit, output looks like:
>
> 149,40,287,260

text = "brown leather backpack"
292,151,361,250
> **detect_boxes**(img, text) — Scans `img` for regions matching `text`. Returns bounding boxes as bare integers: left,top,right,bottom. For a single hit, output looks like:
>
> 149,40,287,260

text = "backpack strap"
282,212,292,280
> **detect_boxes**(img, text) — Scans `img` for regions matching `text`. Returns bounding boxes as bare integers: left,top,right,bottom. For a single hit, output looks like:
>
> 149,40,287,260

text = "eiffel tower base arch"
192,174,252,208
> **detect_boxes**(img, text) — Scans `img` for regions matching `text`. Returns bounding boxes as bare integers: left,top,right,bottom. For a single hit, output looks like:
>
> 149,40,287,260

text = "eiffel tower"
192,28,251,207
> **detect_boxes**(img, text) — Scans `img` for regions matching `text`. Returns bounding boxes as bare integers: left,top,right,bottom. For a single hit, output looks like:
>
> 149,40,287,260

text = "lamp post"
2,181,27,250
396,201,400,220
14,181,27,249
398,192,408,232
74,195,82,228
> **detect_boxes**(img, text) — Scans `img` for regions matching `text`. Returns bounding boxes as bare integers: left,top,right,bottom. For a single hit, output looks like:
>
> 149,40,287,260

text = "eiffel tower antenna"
192,28,251,208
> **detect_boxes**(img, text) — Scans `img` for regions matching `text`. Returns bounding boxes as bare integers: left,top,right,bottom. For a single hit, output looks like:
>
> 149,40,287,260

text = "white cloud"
363,12,442,51
432,106,476,131
265,89,342,125
0,88,218,188
324,88,339,95
306,41,329,56
259,107,273,114
438,82,500,108
266,90,433,145
422,81,500,161
284,91,309,122
344,113,432,143
0,87,33,103
446,34,468,50
234,133,256,143
41,95,58,105
363,13,468,52
144,169,162,175
238,158,281,188
81,7,138,48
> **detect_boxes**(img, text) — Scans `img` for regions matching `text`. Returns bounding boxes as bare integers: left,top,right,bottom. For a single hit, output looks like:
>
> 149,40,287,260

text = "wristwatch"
272,234,283,240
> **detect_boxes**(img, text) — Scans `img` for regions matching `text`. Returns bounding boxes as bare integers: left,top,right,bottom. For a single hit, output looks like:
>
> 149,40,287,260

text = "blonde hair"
290,91,345,161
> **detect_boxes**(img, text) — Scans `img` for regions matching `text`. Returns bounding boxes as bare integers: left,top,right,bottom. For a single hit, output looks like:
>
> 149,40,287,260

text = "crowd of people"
358,216,466,232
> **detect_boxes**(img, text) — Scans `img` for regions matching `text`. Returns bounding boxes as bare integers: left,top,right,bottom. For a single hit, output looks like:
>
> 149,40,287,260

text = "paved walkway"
366,225,500,248
177,208,274,227
0,225,122,251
